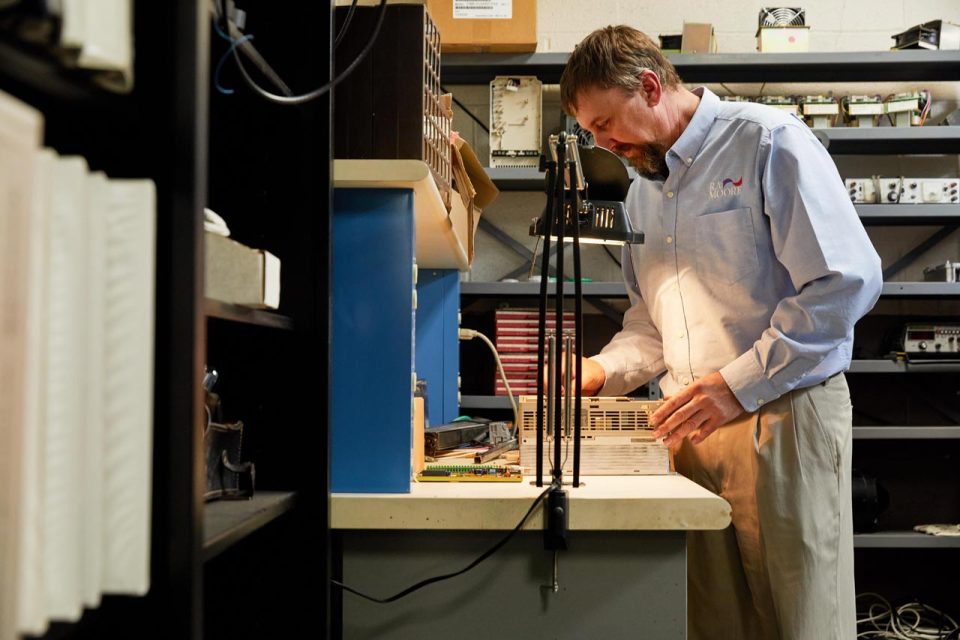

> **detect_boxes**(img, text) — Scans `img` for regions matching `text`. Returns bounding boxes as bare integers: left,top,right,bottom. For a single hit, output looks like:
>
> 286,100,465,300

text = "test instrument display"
902,323,960,357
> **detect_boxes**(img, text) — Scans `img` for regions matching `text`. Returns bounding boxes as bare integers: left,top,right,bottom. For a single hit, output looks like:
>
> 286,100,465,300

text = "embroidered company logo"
709,176,743,199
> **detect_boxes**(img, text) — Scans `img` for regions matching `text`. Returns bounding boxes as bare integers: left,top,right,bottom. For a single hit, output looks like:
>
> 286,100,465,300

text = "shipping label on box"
454,0,511,19
428,0,536,52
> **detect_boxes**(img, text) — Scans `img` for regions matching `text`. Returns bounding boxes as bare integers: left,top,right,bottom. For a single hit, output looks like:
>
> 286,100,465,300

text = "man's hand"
650,371,744,446
543,356,606,397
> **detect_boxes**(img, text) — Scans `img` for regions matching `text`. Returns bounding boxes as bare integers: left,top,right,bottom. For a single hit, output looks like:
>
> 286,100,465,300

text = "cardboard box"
757,26,810,52
450,133,498,264
426,0,536,53
681,22,716,53
205,233,281,309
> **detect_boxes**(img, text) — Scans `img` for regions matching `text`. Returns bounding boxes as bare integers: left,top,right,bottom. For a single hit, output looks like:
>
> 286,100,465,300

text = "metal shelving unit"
455,46,960,581
443,50,960,84
852,426,960,439
461,281,960,299
461,281,626,297
203,491,298,562
813,126,960,154
848,359,960,373
855,204,960,225
853,531,960,549
205,298,295,330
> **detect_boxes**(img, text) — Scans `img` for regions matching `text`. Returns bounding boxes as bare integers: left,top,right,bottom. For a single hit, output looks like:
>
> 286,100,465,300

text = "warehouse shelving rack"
453,50,960,557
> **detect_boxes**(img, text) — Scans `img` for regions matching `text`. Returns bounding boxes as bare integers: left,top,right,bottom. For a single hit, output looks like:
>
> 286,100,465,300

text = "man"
560,26,882,639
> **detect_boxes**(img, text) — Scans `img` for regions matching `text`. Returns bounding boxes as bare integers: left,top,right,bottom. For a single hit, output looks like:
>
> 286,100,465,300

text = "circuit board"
416,464,523,482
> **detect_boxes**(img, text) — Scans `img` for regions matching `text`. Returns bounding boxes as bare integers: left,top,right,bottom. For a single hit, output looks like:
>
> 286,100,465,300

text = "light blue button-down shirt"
591,87,882,411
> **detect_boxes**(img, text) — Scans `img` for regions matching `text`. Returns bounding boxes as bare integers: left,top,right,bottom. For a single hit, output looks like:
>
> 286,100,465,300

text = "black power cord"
334,0,359,49
332,484,553,603
221,0,388,105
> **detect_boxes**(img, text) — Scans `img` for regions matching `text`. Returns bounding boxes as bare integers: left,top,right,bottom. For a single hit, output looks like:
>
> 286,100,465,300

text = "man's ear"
638,69,662,108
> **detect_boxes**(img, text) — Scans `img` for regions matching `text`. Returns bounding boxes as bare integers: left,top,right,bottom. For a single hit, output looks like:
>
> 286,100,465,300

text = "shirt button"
666,191,674,198
666,235,673,244
685,157,692,165
679,333,685,339
757,398,765,406
680,376,690,385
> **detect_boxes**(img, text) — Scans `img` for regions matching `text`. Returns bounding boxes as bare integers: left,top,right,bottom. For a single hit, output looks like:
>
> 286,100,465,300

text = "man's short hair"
560,25,682,115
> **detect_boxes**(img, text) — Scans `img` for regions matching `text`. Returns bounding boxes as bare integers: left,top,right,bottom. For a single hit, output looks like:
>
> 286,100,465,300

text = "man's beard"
621,143,669,180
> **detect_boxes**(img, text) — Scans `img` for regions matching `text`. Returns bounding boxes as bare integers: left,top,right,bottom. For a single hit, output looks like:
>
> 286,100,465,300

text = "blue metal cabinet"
331,188,415,493
415,269,460,426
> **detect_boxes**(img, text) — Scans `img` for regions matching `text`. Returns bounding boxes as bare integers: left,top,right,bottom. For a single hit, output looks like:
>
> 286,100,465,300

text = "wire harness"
857,592,959,639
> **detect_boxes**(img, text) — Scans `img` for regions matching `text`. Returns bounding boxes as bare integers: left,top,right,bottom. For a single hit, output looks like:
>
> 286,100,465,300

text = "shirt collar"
668,86,718,165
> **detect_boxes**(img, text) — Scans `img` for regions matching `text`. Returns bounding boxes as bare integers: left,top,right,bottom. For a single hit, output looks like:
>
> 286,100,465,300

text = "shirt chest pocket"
693,207,759,286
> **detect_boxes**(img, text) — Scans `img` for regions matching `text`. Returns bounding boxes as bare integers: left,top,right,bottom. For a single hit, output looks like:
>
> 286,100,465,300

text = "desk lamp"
530,134,642,572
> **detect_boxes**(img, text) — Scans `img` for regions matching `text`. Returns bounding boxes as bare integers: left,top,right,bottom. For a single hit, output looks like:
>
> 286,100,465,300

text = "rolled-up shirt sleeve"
719,122,882,411
591,246,666,396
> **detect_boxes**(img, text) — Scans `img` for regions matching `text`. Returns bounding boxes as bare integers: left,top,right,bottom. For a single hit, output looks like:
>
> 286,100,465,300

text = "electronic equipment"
843,95,883,127
892,20,960,50
490,76,542,168
417,464,522,482
757,7,809,52
759,6,806,27
333,5,452,206
757,95,799,115
424,418,511,456
845,178,879,203
800,95,838,128
884,91,924,127
902,323,960,357
844,177,959,204
519,396,670,476
923,261,960,283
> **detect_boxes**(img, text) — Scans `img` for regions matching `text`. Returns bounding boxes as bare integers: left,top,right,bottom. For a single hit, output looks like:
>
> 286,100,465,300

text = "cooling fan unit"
758,7,806,28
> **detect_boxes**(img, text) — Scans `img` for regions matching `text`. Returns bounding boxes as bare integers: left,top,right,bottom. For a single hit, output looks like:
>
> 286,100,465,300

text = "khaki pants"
674,374,855,640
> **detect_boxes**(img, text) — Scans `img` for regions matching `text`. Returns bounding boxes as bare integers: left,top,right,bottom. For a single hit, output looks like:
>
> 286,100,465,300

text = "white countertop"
332,474,731,532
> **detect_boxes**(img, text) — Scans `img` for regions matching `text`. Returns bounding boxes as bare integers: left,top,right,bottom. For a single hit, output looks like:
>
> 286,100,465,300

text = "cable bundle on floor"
857,592,959,639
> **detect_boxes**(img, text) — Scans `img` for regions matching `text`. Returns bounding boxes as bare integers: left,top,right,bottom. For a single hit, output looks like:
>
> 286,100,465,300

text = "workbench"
332,474,730,639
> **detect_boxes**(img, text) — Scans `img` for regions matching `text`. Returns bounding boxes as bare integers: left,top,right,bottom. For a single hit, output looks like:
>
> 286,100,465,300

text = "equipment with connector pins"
884,91,929,127
800,95,839,128
844,177,959,204
757,95,799,115
842,95,883,128
490,76,542,168
417,464,522,482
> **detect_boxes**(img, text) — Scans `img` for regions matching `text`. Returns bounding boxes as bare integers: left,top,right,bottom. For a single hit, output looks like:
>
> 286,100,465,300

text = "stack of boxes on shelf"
494,308,575,396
